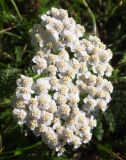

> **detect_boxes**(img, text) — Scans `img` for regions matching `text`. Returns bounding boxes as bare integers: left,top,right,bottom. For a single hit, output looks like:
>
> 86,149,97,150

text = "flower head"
13,7,113,155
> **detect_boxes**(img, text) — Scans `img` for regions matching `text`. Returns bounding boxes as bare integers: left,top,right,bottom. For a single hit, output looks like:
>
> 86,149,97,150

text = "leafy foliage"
0,0,126,159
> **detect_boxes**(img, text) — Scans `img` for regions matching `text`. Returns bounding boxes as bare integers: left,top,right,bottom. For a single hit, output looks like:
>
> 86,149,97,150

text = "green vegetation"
0,0,126,159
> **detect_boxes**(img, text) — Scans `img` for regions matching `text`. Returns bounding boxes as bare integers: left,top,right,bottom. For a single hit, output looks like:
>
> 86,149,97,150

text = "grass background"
0,0,126,159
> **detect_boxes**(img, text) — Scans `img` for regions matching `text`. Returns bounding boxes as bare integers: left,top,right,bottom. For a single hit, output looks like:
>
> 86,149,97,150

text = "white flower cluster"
13,8,113,155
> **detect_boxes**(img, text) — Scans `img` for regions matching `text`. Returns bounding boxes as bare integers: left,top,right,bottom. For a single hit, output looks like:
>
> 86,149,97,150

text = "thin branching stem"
0,26,17,34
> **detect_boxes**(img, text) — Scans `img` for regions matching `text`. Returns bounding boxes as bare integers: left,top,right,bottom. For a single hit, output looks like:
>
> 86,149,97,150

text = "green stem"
3,31,22,39
0,141,42,157
33,74,42,80
21,141,42,152
10,0,23,20
94,141,123,160
82,0,98,36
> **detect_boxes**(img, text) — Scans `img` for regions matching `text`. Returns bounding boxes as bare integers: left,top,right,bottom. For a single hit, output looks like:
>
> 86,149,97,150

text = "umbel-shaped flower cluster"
13,8,113,155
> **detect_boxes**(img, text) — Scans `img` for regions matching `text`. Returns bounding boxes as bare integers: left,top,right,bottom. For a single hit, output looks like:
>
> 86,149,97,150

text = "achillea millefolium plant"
13,8,113,156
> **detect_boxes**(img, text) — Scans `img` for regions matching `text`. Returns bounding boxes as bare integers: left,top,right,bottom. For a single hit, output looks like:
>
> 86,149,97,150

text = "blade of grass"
0,135,2,153
0,98,11,106
10,0,22,20
81,0,98,36
0,0,10,29
3,31,22,39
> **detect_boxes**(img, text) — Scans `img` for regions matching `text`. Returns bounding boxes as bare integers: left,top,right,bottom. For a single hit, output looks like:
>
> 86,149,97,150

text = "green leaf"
15,46,23,63
14,148,22,156
0,135,2,153
94,119,104,141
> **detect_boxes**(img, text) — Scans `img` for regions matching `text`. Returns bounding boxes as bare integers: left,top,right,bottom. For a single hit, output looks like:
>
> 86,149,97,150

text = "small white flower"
38,123,48,133
104,81,113,93
38,94,52,110
89,54,99,65
34,78,51,94
86,75,97,86
58,104,71,117
75,24,85,37
54,93,67,105
68,93,79,107
48,54,57,65
59,49,69,61
59,84,69,95
84,96,97,110
29,97,38,108
15,99,26,109
63,128,74,143
16,87,34,101
82,131,92,143
89,116,97,128
41,111,53,126
47,65,57,76
92,64,106,76
13,108,27,125
96,76,104,88
56,60,69,73
53,118,61,129
60,76,72,85
48,100,57,113
105,64,113,77
29,106,41,119
49,76,59,91
97,99,107,112
17,75,33,88
28,119,38,130
32,56,47,74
